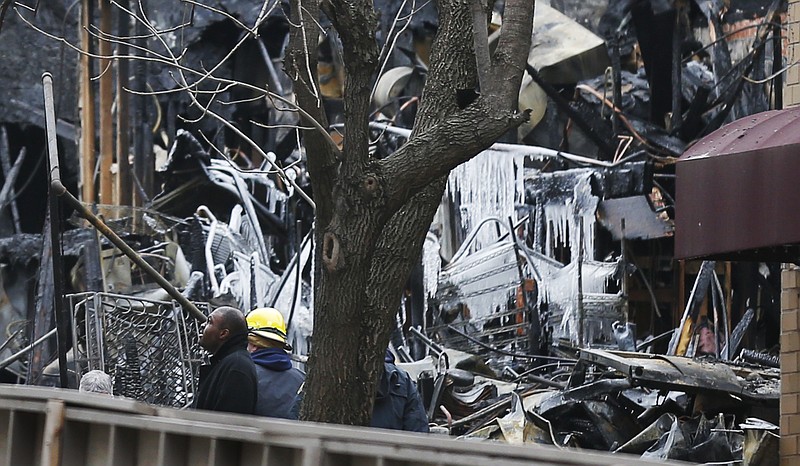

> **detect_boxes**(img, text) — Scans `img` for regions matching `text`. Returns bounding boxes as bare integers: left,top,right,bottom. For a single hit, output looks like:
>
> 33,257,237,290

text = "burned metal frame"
571,348,778,404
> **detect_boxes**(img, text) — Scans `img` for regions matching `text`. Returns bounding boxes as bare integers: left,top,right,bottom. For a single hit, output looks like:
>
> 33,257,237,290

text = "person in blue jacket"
371,350,430,433
292,349,429,432
245,307,305,419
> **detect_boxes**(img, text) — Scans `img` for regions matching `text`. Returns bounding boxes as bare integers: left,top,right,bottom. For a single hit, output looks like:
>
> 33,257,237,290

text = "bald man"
192,306,258,414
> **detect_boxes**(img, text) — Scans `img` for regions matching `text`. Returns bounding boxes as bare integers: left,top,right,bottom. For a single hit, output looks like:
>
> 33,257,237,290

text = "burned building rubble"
0,0,790,463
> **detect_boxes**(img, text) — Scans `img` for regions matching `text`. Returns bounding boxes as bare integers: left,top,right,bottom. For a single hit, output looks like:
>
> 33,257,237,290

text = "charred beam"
526,65,615,159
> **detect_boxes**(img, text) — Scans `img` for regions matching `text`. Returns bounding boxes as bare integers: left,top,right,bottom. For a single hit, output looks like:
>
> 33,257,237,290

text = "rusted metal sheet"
575,348,778,403
675,107,800,260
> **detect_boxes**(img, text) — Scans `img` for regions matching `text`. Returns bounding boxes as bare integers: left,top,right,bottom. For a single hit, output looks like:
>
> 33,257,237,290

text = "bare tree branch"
470,0,491,90
485,0,534,101
286,0,337,219
381,98,528,210
369,0,419,104
325,0,379,172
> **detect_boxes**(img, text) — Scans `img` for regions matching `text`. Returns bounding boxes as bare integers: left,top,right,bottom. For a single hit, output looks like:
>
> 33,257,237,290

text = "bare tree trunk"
294,0,534,425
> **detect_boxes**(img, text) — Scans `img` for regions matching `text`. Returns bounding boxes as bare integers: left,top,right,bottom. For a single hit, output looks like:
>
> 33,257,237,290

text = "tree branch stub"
322,231,345,272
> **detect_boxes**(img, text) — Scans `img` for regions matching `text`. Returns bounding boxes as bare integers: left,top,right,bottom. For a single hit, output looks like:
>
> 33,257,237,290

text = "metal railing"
0,384,684,466
69,292,208,407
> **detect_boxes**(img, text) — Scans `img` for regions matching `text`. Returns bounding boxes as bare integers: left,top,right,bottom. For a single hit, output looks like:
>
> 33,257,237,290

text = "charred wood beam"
667,260,716,355
670,7,682,133
82,226,104,292
678,86,710,141
0,126,21,232
610,39,623,137
630,2,676,127
698,0,780,137
46,73,208,327
772,21,783,110
27,208,55,384
0,148,25,213
526,65,615,159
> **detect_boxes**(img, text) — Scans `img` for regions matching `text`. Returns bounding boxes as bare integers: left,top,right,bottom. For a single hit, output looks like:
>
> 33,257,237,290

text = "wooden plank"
40,400,65,466
80,0,96,203
115,0,132,206
98,0,114,206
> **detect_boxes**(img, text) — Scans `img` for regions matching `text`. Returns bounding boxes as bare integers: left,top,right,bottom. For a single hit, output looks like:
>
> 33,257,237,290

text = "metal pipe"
577,216,585,348
44,73,205,324
0,328,57,372
409,326,443,357
43,73,71,389
0,327,24,355
52,186,207,323
287,219,302,332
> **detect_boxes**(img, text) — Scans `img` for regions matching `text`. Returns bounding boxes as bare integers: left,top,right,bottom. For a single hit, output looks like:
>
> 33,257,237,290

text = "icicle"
422,232,441,299
448,150,526,250
569,174,598,261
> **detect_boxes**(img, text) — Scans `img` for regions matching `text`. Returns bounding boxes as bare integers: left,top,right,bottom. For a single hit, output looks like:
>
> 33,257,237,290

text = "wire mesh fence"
68,292,208,408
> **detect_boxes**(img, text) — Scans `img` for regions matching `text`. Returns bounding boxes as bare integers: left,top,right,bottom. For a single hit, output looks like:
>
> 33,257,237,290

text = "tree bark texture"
293,0,534,426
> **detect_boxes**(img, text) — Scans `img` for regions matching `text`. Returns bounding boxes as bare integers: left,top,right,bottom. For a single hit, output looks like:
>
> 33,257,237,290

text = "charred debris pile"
0,0,787,463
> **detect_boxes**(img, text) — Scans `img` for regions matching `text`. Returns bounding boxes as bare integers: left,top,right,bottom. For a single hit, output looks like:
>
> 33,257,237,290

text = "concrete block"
783,333,800,353
784,373,800,393
785,310,800,332
782,434,799,456
785,394,799,415
790,416,800,435
783,290,799,311
789,65,800,86
787,266,800,289
785,352,800,375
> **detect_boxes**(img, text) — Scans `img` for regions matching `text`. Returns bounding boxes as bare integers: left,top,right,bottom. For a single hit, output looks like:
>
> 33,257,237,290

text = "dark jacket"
371,362,429,433
192,333,258,415
251,347,305,419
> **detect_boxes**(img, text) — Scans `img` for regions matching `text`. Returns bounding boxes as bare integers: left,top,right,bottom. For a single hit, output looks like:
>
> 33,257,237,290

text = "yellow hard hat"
246,307,290,349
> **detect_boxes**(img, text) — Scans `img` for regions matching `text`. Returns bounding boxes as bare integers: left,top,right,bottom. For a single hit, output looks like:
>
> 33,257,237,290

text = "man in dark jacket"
292,349,429,432
192,306,258,415
371,350,429,433
245,307,305,419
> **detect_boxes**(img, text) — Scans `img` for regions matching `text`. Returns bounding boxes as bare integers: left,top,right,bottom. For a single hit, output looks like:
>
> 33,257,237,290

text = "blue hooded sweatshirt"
250,347,305,419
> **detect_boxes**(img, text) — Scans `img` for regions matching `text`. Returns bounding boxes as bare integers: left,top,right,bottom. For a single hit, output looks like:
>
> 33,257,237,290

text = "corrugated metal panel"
675,107,800,260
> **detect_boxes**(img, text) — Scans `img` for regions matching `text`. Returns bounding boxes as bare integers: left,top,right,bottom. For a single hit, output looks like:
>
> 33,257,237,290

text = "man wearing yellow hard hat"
245,307,305,419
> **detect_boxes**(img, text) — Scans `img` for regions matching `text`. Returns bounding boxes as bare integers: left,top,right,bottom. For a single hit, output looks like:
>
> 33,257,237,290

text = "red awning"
675,107,800,261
